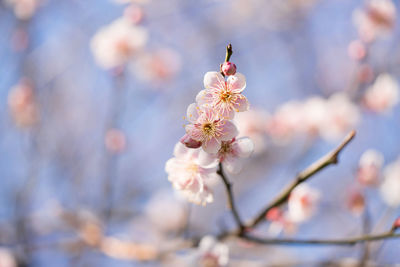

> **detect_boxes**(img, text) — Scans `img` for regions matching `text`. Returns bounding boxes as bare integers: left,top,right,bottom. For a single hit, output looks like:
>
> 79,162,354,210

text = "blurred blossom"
357,149,384,186
380,157,400,207
357,63,374,84
319,93,360,142
90,18,148,69
123,4,144,24
165,142,218,206
7,78,38,128
4,0,40,20
105,128,127,153
363,73,399,113
217,137,254,174
347,40,367,61
347,189,365,216
301,96,327,136
113,0,149,4
266,208,297,236
287,184,320,223
197,236,229,267
353,0,396,42
145,190,187,233
235,109,269,154
131,48,182,86
0,248,16,267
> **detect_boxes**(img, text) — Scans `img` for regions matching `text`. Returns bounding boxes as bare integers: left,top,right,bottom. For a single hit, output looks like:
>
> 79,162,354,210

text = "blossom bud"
391,217,400,231
180,134,202,149
221,62,237,76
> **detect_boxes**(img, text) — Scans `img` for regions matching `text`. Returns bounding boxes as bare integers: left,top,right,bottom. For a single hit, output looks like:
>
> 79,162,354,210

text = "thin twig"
247,130,356,228
240,231,400,246
217,163,245,232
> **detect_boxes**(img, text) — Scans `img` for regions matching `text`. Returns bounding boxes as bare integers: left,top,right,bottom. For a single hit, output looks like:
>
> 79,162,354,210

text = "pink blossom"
380,158,400,207
220,62,237,76
8,79,38,128
198,236,229,267
287,184,320,223
180,133,202,149
196,71,249,120
347,189,365,216
185,103,238,153
165,142,218,205
0,248,16,267
357,149,384,186
348,40,367,61
90,18,148,69
353,0,396,42
363,73,399,113
4,0,40,20
217,137,254,174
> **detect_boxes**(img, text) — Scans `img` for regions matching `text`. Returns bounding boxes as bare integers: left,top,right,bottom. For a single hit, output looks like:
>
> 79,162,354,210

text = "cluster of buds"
166,45,254,205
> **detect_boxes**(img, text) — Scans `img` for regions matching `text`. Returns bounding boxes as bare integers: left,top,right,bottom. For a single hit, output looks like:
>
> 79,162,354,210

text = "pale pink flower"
0,248,16,267
235,109,269,154
217,137,254,174
165,142,218,205
319,93,360,142
357,149,384,186
348,40,367,61
90,18,148,69
363,73,399,113
8,79,38,128
198,236,229,267
185,103,238,153
353,0,396,42
302,96,328,136
196,71,249,120
4,0,39,20
287,184,320,223
380,158,400,207
347,189,365,216
123,4,144,24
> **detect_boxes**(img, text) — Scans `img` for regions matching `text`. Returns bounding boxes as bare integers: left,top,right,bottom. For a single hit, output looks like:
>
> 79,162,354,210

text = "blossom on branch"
363,73,399,113
287,184,320,223
357,149,384,186
197,236,229,267
217,137,254,174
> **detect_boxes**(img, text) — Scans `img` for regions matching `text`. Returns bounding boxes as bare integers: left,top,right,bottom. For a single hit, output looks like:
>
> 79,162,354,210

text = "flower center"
202,122,216,136
186,163,199,175
219,141,232,154
220,90,232,103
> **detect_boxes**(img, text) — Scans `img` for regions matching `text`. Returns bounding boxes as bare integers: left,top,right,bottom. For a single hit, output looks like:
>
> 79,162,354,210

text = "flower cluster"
166,51,254,205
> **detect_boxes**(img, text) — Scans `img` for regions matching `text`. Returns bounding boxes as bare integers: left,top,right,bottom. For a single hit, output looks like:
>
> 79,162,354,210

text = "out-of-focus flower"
113,0,149,4
124,4,144,24
363,73,399,113
0,248,16,267
357,63,374,83
165,142,218,205
217,137,254,174
380,158,400,207
185,104,238,153
196,72,249,120
391,217,400,231
266,208,298,236
287,184,320,223
131,48,182,86
357,149,384,186
4,0,40,20
105,128,127,153
145,190,187,232
347,189,365,216
180,133,202,149
8,79,38,128
301,96,327,136
319,93,360,142
353,0,396,42
198,236,229,267
348,40,367,61
91,18,148,69
220,62,237,76
235,109,269,154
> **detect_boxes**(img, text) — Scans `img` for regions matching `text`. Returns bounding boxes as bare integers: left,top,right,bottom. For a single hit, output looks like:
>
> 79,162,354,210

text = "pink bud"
392,217,400,231
266,207,283,221
180,134,202,149
221,62,237,76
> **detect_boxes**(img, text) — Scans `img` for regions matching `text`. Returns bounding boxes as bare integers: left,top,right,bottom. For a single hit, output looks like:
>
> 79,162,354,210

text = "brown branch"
240,231,400,246
217,163,245,232
247,130,356,228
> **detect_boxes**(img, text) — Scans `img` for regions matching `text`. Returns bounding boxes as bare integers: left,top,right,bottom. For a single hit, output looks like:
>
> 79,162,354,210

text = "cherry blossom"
198,236,229,267
287,184,320,223
165,142,218,205
8,79,38,128
217,137,254,174
196,71,249,120
90,18,148,69
347,189,365,216
185,103,238,153
380,158,400,207
357,149,384,186
363,73,399,113
0,248,16,267
4,0,40,20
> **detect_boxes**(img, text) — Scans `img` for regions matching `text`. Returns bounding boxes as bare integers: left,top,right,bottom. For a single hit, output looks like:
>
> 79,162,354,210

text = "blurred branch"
240,231,400,246
246,130,356,229
217,163,245,233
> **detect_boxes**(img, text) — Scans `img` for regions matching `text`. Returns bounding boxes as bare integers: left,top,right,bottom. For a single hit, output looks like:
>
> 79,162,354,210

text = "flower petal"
173,142,189,158
219,121,238,141
186,103,199,123
204,71,225,90
196,90,213,107
232,95,249,112
185,124,203,141
202,137,221,153
223,156,243,174
233,137,254,158
228,73,246,93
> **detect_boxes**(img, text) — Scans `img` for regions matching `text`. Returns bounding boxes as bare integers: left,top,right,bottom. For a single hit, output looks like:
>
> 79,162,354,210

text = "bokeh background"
0,0,400,266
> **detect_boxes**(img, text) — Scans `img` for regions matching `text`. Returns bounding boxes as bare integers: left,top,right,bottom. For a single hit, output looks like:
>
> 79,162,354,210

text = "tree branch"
247,130,356,228
240,231,400,246
217,163,245,232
